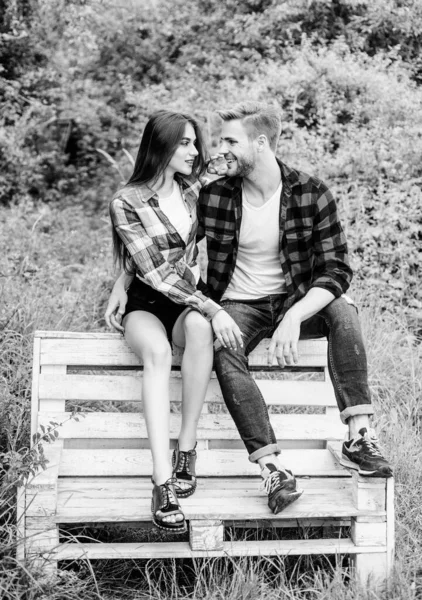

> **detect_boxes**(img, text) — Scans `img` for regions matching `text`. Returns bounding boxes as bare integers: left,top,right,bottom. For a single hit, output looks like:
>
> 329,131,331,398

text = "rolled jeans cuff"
248,443,281,464
340,404,374,425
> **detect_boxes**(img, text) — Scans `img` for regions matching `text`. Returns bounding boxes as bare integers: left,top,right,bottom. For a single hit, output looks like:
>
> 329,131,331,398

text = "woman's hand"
105,277,129,332
212,310,243,351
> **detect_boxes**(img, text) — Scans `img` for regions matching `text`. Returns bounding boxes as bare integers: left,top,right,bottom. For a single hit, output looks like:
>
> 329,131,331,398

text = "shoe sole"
340,456,393,478
269,489,303,514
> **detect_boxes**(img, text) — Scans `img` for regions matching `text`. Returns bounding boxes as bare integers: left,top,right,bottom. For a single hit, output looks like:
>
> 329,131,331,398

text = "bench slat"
39,412,346,443
55,476,384,523
38,374,336,406
39,337,328,367
54,539,385,560
56,448,347,477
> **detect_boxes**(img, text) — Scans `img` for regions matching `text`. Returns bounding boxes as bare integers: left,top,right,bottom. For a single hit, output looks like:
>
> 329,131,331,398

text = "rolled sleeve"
310,186,353,296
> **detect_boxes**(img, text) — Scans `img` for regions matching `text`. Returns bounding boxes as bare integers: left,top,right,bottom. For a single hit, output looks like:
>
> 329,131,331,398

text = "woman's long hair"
111,110,208,273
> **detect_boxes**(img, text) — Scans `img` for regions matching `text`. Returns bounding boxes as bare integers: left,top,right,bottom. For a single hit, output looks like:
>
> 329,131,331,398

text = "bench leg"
24,441,63,578
190,520,224,551
351,517,388,590
352,552,388,589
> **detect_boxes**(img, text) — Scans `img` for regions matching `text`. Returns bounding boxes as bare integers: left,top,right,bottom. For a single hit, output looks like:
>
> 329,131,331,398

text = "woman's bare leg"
124,311,182,523
172,309,213,451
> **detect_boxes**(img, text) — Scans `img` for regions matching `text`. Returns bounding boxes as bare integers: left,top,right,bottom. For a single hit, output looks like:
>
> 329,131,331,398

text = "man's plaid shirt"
197,160,353,323
109,174,221,321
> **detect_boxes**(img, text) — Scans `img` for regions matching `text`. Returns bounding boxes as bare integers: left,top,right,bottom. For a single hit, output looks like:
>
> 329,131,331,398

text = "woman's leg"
172,309,214,451
124,311,183,524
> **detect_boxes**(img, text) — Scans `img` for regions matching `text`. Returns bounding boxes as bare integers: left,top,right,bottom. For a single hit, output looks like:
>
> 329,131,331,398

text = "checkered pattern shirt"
197,160,353,323
109,174,221,321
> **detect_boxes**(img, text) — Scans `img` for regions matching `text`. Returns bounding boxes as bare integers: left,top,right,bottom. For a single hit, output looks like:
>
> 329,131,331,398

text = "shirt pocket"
207,230,235,261
284,226,313,263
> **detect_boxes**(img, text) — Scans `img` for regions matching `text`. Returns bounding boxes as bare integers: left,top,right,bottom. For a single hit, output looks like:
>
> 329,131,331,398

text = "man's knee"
214,343,248,375
323,296,359,327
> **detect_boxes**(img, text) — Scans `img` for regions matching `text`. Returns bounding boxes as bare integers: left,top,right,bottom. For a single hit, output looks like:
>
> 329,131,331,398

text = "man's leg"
214,299,303,512
301,296,392,477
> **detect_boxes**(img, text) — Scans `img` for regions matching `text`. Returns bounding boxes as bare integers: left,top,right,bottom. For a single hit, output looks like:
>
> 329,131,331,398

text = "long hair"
111,110,207,273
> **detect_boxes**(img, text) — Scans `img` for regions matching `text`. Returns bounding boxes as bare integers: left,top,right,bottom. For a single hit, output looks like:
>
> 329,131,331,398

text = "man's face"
218,119,256,177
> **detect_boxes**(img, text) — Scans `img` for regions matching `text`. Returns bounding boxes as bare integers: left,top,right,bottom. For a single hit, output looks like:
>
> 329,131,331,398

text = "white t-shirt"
158,183,200,283
222,182,286,300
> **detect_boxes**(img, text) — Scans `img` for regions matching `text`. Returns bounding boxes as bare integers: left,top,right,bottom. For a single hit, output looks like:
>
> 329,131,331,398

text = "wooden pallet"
18,331,394,588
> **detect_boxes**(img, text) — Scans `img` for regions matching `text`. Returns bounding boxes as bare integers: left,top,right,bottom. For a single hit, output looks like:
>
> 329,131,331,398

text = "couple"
106,102,392,535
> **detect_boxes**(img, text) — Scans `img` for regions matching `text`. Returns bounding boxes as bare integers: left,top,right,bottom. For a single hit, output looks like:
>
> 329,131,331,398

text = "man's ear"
257,134,267,152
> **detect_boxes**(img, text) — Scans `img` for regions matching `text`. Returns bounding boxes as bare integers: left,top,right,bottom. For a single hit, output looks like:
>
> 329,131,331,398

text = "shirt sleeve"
109,196,222,321
310,184,353,297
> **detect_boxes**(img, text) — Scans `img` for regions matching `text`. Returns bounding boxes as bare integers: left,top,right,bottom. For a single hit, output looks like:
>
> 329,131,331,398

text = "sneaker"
261,463,303,514
340,428,393,478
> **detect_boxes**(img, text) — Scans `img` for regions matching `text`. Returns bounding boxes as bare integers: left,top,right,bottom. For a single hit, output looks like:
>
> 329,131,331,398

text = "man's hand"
268,311,301,367
212,310,243,351
104,287,128,332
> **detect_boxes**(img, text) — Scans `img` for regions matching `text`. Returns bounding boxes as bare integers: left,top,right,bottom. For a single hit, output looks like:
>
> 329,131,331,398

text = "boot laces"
359,432,382,458
176,450,192,475
261,470,287,495
161,477,177,507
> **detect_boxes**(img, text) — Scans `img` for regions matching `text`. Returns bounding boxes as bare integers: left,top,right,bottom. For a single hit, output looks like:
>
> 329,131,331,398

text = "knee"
142,341,172,370
184,311,213,346
323,297,360,331
214,344,247,374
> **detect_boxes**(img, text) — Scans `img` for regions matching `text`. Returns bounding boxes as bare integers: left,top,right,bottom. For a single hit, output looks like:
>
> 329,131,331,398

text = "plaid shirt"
197,160,353,323
109,174,221,321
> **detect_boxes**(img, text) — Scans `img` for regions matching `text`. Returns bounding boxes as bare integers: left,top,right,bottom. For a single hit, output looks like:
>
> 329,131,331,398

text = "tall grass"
1,200,421,599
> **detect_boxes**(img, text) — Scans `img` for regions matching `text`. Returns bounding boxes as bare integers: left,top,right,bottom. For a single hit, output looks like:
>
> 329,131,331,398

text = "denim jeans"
214,295,374,463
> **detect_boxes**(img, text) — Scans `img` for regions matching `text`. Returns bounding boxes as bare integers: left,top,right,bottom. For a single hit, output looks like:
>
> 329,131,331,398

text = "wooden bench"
19,331,394,588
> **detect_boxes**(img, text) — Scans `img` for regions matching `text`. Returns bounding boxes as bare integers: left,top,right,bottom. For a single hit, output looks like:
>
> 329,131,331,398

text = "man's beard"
231,154,255,177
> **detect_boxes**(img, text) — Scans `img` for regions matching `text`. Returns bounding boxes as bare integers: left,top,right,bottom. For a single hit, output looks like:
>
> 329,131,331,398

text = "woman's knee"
184,311,213,345
142,340,172,369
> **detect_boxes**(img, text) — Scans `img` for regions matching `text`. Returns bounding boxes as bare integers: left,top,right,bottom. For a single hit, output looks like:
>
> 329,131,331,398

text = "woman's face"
167,123,199,176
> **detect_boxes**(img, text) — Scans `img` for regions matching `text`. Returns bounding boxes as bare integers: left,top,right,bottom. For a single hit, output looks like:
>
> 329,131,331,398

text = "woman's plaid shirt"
109,174,221,321
197,160,353,323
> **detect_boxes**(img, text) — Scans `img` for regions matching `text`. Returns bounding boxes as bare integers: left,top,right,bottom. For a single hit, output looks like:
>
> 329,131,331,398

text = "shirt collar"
129,173,197,204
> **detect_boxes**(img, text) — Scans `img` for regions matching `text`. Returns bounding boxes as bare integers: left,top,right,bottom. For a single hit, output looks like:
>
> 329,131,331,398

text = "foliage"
0,3,422,593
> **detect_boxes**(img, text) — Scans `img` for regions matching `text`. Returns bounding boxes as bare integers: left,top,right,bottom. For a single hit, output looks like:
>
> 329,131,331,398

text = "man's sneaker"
261,463,303,514
340,428,393,478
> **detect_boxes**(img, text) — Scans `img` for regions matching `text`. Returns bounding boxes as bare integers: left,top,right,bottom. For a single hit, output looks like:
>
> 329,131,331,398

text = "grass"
1,199,421,599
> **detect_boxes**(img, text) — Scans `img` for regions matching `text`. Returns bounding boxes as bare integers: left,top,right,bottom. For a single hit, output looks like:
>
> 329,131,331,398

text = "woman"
108,110,225,534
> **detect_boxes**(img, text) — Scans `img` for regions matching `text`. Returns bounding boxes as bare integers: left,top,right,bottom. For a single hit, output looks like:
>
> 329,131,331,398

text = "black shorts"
123,277,207,341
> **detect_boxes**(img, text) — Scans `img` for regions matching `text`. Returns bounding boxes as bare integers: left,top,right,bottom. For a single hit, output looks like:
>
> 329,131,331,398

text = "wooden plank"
26,441,63,488
58,475,352,494
386,478,394,576
56,476,385,523
54,539,384,560
39,337,328,368
40,412,346,443
38,365,66,418
56,447,348,478
351,519,387,546
31,336,41,442
38,374,336,406
16,486,26,562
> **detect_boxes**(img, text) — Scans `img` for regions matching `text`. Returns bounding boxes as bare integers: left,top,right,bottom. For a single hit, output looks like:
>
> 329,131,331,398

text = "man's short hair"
217,102,282,151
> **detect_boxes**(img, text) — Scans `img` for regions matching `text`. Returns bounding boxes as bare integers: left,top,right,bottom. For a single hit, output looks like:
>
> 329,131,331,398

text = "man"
198,101,392,514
